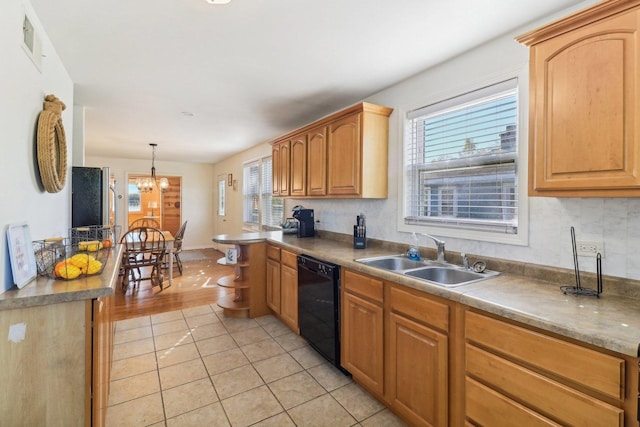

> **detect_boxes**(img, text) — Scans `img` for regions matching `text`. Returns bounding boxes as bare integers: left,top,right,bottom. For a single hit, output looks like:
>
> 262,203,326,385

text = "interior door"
125,175,181,234
215,173,230,251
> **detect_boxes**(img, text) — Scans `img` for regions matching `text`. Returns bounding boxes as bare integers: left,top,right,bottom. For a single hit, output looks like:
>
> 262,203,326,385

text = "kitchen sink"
354,255,499,287
356,255,426,271
404,267,491,285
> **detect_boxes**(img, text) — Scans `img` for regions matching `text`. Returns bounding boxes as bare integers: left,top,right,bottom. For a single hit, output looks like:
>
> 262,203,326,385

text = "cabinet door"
529,9,640,195
341,291,384,394
266,258,281,314
280,141,291,196
388,312,448,427
290,134,307,197
328,113,361,195
272,143,280,195
92,295,114,427
280,264,298,332
307,126,327,196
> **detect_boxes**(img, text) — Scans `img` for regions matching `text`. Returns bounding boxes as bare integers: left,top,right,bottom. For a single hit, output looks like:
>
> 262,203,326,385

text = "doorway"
127,175,182,235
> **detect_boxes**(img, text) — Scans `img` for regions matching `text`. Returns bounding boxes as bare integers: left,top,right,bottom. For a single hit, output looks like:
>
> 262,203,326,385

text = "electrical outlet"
576,241,604,257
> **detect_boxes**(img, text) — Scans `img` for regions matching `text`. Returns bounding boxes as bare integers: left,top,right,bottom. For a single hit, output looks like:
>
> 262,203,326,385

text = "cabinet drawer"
267,245,281,261
466,377,561,427
466,344,623,427
281,250,297,269
343,269,383,304
465,311,624,400
389,285,448,332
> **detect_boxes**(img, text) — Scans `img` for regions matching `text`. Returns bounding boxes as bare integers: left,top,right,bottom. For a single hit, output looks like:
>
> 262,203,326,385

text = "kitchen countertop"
213,231,640,357
0,245,122,311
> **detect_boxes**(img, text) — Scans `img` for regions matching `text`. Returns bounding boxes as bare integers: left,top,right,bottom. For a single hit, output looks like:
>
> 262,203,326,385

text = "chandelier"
137,143,169,193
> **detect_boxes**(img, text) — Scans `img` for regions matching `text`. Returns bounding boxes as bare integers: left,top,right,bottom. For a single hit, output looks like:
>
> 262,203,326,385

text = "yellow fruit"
87,259,103,275
70,253,95,274
54,259,73,277
78,240,102,251
57,264,81,279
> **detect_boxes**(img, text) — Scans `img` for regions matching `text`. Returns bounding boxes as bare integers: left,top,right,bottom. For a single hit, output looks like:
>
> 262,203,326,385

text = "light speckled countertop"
0,245,122,310
215,232,640,357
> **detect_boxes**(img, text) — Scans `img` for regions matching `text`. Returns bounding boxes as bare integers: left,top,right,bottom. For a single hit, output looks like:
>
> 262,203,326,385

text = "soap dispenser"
407,232,421,260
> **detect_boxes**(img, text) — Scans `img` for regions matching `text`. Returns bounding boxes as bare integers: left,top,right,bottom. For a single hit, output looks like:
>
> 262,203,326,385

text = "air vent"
22,13,42,71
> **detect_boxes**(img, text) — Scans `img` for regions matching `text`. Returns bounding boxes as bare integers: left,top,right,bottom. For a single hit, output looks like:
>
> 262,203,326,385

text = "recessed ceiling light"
206,0,231,4
181,111,194,117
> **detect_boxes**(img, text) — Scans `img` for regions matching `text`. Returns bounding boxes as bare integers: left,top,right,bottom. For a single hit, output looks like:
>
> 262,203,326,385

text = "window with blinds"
404,79,518,234
243,157,283,229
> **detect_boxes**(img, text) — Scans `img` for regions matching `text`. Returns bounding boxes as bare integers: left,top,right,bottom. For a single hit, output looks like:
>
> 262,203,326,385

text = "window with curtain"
243,157,283,229
404,78,519,234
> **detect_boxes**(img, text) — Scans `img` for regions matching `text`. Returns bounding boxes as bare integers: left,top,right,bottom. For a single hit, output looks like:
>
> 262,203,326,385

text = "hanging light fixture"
137,143,169,193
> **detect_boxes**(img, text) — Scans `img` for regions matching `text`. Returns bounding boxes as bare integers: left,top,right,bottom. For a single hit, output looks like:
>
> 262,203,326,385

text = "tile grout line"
110,305,396,426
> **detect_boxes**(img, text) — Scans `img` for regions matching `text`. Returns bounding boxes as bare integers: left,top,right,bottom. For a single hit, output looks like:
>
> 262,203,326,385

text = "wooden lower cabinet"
387,312,448,427
279,250,299,333
91,295,115,427
464,310,636,427
341,270,450,426
341,269,639,427
0,297,114,426
386,284,450,427
342,290,384,394
266,245,281,314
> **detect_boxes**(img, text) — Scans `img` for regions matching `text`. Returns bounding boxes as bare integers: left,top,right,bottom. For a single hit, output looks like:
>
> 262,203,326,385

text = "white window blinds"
243,157,283,229
243,160,260,226
405,79,518,234
260,157,283,228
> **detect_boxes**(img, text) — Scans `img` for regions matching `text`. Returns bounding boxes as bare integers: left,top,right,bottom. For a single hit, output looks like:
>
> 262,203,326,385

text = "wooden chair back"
119,227,167,290
129,218,160,230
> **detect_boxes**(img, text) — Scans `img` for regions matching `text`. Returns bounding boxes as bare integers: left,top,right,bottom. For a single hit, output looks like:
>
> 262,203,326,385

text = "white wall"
210,143,272,250
0,0,73,293
214,1,639,282
85,156,216,251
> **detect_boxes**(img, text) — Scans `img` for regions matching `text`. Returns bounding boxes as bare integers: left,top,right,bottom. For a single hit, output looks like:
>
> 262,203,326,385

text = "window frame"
397,69,529,246
242,156,283,231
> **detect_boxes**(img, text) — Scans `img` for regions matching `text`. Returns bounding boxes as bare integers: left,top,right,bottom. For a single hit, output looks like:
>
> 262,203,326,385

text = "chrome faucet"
418,233,446,262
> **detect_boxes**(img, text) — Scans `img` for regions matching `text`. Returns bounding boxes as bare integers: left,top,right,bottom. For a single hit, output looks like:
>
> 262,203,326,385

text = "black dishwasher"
297,254,346,373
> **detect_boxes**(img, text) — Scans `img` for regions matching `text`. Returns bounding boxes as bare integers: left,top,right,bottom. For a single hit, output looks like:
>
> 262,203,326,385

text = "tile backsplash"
287,196,640,283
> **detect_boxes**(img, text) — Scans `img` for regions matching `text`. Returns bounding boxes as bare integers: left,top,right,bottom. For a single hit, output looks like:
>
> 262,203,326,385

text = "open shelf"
216,295,249,318
215,241,269,319
217,274,250,289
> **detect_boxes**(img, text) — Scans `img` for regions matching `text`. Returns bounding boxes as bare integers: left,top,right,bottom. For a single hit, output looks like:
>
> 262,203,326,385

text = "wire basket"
33,237,111,281
69,224,121,246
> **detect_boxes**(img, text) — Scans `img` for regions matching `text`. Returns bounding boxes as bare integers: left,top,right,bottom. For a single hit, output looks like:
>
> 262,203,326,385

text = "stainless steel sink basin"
404,267,490,285
355,255,499,287
356,255,425,271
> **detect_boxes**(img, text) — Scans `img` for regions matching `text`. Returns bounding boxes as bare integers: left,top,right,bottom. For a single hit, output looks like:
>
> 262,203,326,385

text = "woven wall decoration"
36,94,68,193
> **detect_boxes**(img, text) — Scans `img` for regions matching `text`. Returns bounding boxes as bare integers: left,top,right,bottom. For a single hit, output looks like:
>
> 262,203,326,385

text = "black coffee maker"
291,205,315,238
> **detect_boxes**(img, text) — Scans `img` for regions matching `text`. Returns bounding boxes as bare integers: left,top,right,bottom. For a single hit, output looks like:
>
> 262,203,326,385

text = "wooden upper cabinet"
307,126,327,196
517,1,640,197
274,141,291,196
328,113,362,196
269,102,392,198
272,143,280,196
290,134,307,197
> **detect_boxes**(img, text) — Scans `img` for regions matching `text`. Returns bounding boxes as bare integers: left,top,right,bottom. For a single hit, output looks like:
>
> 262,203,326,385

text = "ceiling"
30,0,590,164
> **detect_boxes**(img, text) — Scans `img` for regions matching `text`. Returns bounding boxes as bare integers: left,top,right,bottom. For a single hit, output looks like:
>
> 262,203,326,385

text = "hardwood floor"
113,248,235,321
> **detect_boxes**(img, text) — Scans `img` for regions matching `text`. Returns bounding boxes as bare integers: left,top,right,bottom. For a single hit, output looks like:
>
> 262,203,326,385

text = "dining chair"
119,226,166,292
129,217,160,230
171,220,188,275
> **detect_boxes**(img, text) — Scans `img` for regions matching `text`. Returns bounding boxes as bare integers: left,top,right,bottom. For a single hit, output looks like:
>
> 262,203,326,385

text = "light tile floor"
107,303,408,426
